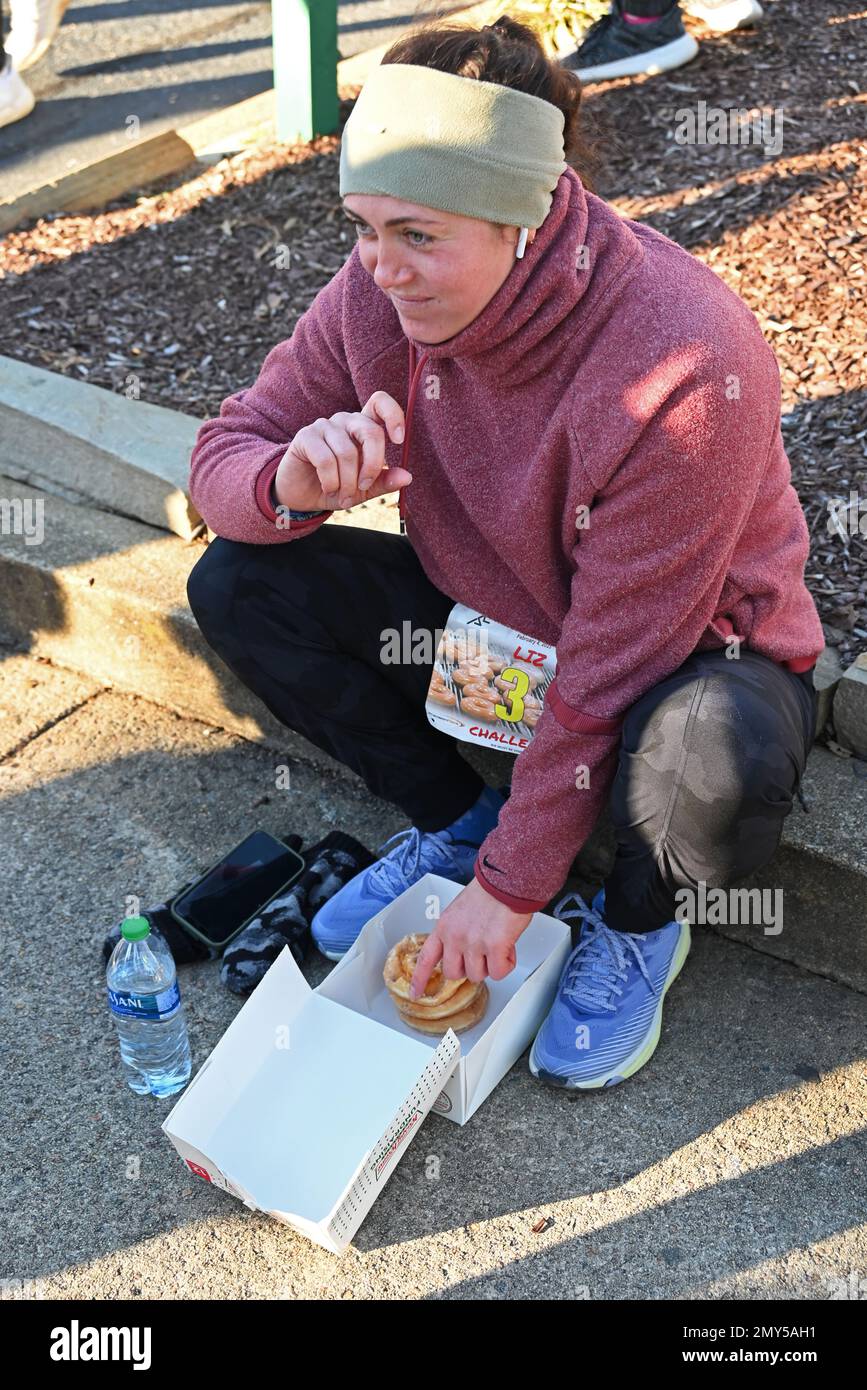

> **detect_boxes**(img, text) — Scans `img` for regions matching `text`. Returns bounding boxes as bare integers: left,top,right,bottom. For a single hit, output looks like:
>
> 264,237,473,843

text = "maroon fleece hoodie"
188,166,824,913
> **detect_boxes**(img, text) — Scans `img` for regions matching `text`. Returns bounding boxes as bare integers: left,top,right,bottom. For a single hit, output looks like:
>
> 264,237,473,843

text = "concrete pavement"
1,645,864,1298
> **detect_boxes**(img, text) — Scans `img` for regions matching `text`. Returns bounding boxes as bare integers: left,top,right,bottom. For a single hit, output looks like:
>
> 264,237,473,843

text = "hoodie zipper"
399,341,430,535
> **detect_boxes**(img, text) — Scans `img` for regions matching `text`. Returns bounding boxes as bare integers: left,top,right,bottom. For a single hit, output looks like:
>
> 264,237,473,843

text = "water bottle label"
108,982,180,1020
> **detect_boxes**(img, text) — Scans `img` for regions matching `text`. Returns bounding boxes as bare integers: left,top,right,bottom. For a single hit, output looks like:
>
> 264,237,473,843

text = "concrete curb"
0,354,203,541
0,467,503,781
835,653,867,756
0,471,339,765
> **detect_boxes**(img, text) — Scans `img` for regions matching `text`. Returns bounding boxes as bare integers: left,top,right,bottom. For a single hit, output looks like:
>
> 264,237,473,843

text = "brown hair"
380,11,598,194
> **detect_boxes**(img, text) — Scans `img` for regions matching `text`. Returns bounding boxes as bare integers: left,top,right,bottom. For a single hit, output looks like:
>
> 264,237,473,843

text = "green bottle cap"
121,915,151,941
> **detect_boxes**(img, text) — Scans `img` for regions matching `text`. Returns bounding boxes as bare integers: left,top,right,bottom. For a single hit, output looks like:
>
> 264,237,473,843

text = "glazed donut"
461,694,502,722
428,684,456,706
436,628,506,673
452,660,496,685
460,678,499,701
497,689,541,714
398,977,479,1019
396,984,489,1035
463,644,498,668
382,934,464,1006
383,935,490,1035
495,669,542,692
438,631,469,662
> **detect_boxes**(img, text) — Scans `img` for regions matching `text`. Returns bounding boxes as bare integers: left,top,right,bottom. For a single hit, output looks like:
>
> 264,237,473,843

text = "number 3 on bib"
497,666,530,723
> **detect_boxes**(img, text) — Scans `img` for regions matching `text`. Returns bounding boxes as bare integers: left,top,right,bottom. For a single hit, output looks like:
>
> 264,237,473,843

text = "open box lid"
162,944,460,1244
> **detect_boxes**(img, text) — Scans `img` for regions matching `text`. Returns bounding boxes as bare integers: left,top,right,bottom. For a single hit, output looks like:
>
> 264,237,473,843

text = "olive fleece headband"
339,62,567,232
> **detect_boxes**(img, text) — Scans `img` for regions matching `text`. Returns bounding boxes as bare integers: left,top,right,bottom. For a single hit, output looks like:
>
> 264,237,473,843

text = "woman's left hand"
409,876,534,998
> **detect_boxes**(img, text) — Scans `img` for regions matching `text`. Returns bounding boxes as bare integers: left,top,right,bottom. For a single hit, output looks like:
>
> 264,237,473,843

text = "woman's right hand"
273,391,414,513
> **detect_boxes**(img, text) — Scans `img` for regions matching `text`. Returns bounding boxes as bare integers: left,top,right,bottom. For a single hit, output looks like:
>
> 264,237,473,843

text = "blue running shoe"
310,786,508,961
529,885,690,1088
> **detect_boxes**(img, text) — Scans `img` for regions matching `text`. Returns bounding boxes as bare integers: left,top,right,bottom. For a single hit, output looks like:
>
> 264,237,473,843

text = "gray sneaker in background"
682,0,764,32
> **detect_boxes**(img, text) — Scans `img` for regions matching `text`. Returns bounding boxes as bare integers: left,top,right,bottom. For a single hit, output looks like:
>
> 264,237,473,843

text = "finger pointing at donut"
409,930,445,1000
408,879,535,1002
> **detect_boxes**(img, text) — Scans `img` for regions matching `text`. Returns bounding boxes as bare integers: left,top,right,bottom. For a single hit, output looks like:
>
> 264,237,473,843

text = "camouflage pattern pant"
186,523,819,932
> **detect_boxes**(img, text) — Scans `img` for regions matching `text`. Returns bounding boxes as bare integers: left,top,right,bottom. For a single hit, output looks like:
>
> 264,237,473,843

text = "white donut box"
161,872,571,1254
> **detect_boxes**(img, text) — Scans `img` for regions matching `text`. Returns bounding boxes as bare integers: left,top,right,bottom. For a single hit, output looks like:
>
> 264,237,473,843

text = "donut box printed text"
425,602,556,753
373,1108,422,1180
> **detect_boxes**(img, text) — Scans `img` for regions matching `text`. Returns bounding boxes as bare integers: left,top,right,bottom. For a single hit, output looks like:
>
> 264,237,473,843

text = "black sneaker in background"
560,0,699,83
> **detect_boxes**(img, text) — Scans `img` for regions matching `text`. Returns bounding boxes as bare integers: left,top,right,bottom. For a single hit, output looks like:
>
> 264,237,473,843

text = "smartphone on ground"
170,830,306,951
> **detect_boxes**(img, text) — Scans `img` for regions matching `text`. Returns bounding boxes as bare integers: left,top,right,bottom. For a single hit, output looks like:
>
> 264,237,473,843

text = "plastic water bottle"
107,915,192,1097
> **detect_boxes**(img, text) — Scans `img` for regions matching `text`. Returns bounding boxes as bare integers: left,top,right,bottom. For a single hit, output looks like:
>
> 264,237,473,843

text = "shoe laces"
369,824,475,898
553,891,656,1013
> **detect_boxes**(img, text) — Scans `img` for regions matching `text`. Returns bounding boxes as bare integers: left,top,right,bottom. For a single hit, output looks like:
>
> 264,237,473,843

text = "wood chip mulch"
1,1,865,670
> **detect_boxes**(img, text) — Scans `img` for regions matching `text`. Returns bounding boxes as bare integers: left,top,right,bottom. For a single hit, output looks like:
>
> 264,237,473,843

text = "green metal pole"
272,0,340,143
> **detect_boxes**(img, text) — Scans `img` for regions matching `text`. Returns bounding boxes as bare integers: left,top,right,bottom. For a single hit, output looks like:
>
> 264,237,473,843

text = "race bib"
425,602,557,755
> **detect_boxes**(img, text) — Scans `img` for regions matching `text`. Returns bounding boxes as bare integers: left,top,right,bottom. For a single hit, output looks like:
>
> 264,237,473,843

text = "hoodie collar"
402,166,600,381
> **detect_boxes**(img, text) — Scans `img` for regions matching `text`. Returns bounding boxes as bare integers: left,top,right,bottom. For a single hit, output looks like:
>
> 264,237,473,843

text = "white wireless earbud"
515,226,529,259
